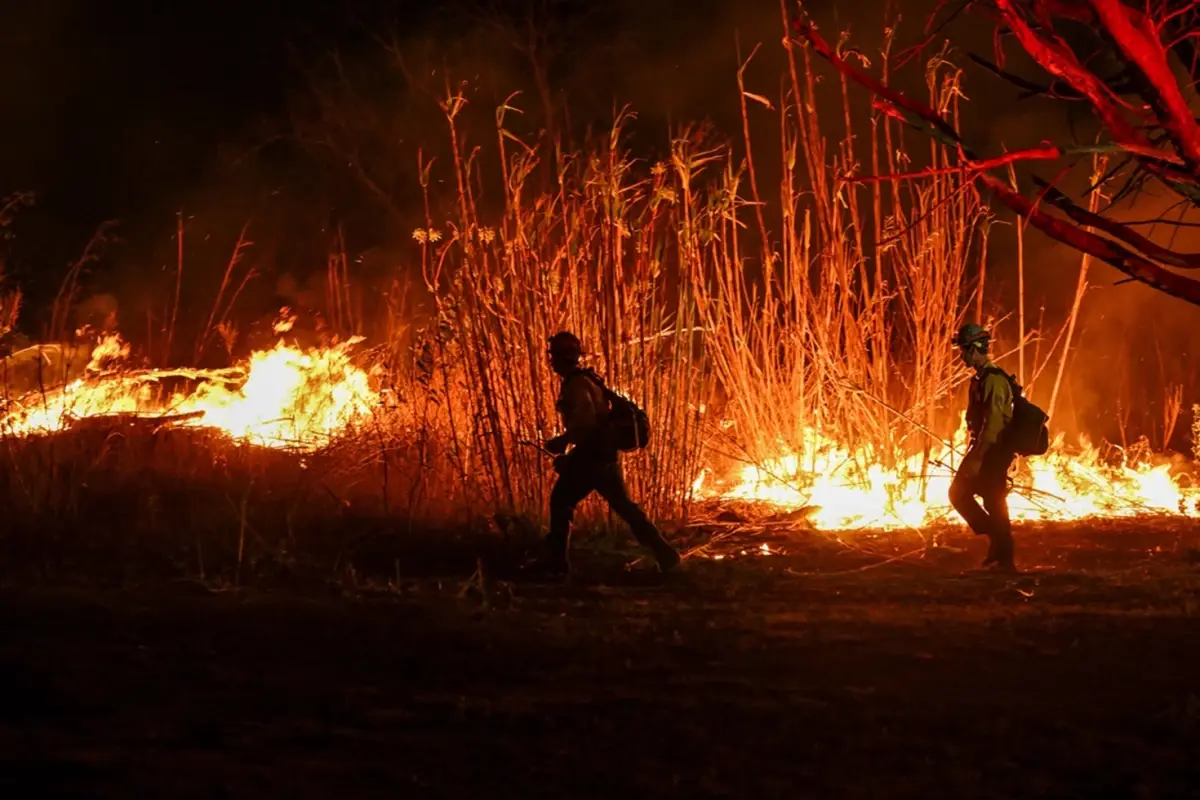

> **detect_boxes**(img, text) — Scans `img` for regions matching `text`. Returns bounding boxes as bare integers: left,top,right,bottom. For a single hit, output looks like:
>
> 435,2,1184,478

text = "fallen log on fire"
59,410,207,434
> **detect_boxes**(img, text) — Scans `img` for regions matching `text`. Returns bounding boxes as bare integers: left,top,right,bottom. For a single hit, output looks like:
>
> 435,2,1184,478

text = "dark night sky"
0,0,908,228
0,1,714,259
2,1,978,225
0,0,1130,315
0,0,450,316
1,1,353,224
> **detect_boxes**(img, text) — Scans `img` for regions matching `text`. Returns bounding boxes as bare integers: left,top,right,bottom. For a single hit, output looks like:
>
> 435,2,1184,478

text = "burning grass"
1,336,378,451
1,10,1199,577
696,424,1200,531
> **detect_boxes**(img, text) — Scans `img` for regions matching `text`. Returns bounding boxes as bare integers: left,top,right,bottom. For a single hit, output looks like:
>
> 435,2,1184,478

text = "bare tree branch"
1038,180,1200,267
787,0,1200,307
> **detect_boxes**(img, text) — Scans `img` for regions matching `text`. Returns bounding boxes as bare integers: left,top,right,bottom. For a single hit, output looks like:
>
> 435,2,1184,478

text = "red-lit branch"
980,173,1200,303
1039,182,1200,268
844,145,1063,184
994,0,1152,149
1087,0,1200,168
789,18,965,148
1159,1,1200,34
967,53,1085,100
1027,0,1094,22
894,0,972,70
789,2,1200,306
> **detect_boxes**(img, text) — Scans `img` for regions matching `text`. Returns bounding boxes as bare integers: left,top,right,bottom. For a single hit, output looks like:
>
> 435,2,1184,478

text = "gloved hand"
544,435,568,455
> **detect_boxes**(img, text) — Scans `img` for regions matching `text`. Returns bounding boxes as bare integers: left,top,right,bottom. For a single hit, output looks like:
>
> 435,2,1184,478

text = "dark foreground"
1,523,1199,799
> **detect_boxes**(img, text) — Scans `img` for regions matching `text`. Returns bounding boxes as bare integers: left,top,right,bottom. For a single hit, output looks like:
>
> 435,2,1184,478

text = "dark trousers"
547,454,672,562
948,447,1015,563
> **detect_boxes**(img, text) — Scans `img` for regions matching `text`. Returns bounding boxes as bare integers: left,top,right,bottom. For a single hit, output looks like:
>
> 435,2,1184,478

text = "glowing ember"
86,334,130,370
701,422,1200,531
273,307,297,334
0,335,378,451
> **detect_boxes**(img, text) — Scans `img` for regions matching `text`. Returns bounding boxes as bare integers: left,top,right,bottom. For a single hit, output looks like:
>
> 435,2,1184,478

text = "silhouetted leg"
545,458,595,571
949,470,992,536
593,461,680,570
980,450,1016,569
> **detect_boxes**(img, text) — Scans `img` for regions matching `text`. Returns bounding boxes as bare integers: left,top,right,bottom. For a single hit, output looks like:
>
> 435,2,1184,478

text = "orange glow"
1,335,378,452
698,421,1199,530
2,334,1196,529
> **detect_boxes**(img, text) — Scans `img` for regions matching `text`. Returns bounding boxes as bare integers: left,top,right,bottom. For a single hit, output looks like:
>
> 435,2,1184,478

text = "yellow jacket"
963,363,1013,470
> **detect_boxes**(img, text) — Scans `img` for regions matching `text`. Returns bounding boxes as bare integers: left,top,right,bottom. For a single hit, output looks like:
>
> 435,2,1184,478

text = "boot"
982,538,998,567
524,536,570,577
988,534,1017,573
651,540,682,573
988,533,1016,573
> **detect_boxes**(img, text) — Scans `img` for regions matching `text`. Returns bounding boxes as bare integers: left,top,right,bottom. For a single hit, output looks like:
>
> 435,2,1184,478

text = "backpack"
579,370,651,452
983,367,1050,457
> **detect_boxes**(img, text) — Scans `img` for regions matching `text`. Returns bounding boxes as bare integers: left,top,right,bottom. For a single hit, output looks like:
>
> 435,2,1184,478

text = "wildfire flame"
697,422,1200,531
0,335,378,451
273,307,297,334
3,333,1198,529
86,334,130,370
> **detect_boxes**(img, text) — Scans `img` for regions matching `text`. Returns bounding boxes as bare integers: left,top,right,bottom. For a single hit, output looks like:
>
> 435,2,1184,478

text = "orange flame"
273,307,297,334
1,335,377,451
3,333,1196,529
698,421,1199,530
86,334,130,371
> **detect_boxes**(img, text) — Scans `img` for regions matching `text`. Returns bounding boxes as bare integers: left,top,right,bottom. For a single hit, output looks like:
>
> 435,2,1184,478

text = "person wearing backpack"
949,323,1018,572
534,331,681,577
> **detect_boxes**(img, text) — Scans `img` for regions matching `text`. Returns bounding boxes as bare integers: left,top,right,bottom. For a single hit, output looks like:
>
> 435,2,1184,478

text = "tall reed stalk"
407,95,709,523
1050,155,1107,421
692,26,987,505
328,11,1145,527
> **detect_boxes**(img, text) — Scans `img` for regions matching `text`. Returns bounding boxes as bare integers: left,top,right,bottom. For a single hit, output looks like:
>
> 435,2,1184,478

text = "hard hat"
953,322,990,349
547,331,583,360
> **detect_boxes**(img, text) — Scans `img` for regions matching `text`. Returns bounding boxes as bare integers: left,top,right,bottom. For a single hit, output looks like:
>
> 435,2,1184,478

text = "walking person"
535,331,680,576
948,323,1018,572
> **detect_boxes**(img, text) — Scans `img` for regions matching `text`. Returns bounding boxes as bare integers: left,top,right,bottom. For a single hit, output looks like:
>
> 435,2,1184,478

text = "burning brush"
0,333,379,452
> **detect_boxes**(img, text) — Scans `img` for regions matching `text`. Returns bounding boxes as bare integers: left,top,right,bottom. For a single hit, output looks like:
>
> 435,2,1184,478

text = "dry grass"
376,21,1001,528
0,15,1190,565
0,426,374,583
697,41,988,494
391,98,712,526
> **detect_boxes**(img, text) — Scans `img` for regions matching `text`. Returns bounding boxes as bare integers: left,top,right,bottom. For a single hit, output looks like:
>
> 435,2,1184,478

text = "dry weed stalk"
1049,154,1108,421
407,90,709,523
49,221,117,343
372,15,1008,526
1191,404,1200,462
694,23,986,502
194,223,254,364
1163,384,1184,451
166,211,184,364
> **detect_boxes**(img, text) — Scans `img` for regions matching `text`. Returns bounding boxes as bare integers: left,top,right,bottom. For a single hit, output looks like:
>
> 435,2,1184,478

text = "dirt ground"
1,522,1198,799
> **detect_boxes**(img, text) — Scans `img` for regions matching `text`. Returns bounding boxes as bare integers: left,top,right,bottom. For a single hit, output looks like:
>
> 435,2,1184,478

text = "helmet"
547,331,583,362
953,322,990,350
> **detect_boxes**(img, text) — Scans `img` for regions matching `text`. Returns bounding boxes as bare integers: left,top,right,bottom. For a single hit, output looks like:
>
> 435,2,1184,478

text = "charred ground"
1,521,1198,798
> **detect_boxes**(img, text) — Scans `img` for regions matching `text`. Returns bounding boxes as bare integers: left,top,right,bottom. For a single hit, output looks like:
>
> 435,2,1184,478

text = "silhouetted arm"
559,376,602,446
